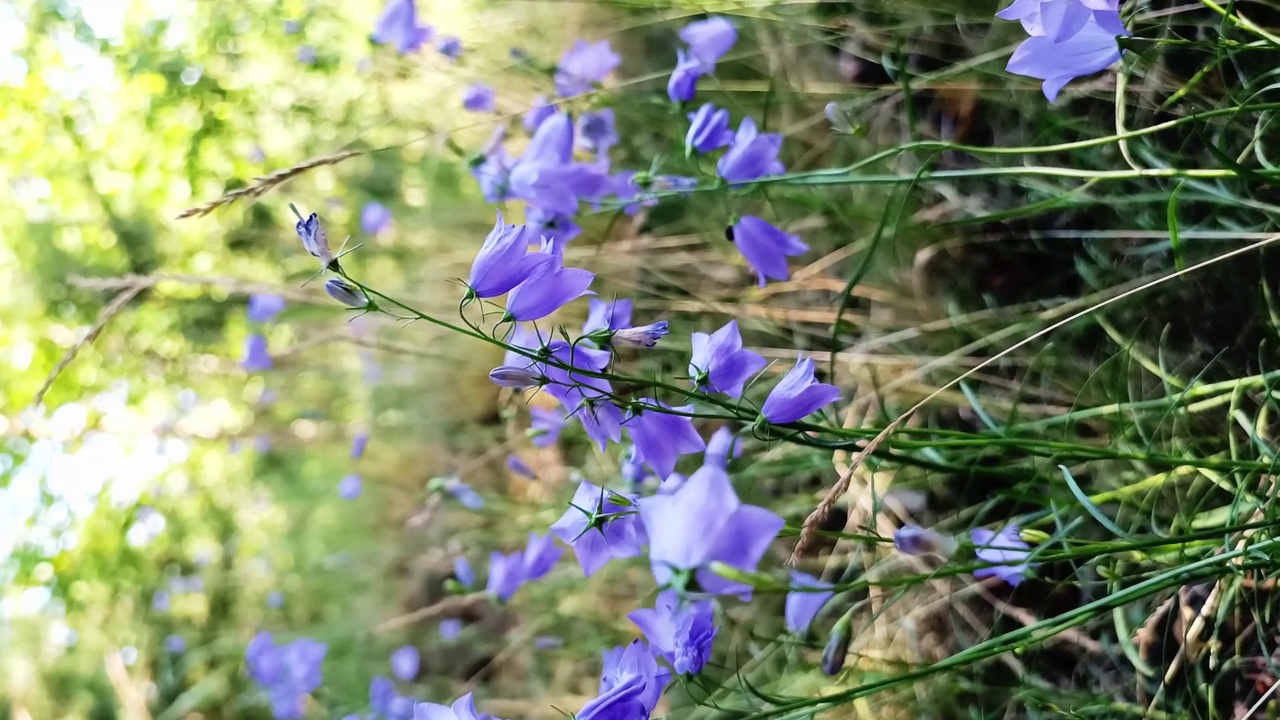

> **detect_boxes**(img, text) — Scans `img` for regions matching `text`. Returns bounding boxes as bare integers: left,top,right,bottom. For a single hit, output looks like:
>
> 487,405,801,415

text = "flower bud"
892,525,958,558
612,322,670,348
324,278,369,308
488,365,543,389
821,613,852,676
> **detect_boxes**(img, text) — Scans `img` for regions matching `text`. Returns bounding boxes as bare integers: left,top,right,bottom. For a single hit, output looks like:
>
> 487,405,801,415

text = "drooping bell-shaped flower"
390,645,420,681
625,400,706,479
554,39,621,97
504,251,595,322
688,320,766,398
577,641,670,720
371,0,433,54
524,95,555,133
716,117,785,184
550,480,647,576
577,109,619,156
702,426,742,469
730,216,808,287
784,571,834,634
628,591,718,675
583,298,633,335
1004,9,1126,102
685,103,734,155
667,48,704,103
241,334,272,372
760,357,841,424
462,83,496,112
247,294,286,323
466,213,548,299
678,16,737,69
528,405,567,447
971,526,1035,586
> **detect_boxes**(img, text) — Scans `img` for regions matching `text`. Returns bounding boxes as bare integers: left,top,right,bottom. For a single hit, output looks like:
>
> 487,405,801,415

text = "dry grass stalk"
30,285,146,410
175,149,362,219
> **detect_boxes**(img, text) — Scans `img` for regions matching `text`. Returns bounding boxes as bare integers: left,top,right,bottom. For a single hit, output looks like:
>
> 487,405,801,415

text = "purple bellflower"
412,693,486,720
165,634,185,654
894,525,958,557
555,39,621,97
628,591,718,675
578,109,619,156
685,104,734,155
506,454,537,480
470,127,514,203
351,431,370,460
462,83,496,112
784,571,834,634
486,532,563,601
372,0,433,54
761,357,841,424
541,342,623,451
509,113,606,215
583,298,633,335
454,556,476,587
689,320,766,398
624,400,706,479
245,633,327,720
444,477,484,510
1005,8,1126,102
361,201,393,235
466,213,548,299
578,640,670,720
717,117,785,184
971,526,1034,586
338,474,362,500
439,618,463,640
247,294,286,323
242,334,272,372
524,95,555,133
679,16,737,69
998,0,1119,40
390,645,420,681
503,251,595,322
528,405,567,447
550,480,647,576
731,216,808,287
370,676,395,716
436,35,462,60
526,206,582,246
294,212,337,269
267,590,284,608
703,426,743,469
638,464,784,597
667,48,704,103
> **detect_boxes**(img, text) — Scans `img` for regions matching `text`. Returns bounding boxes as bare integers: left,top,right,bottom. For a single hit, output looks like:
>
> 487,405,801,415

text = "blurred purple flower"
638,464,784,597
534,636,563,650
555,39,621,96
624,400,706,479
689,320,766,398
611,322,670,349
436,35,462,60
245,633,327,720
486,532,563,601
152,590,170,612
784,571,834,633
971,526,1034,586
526,206,582,246
297,46,317,65
390,645,420,681
679,16,737,69
254,435,272,453
524,95,556,133
351,432,370,460
372,0,433,53
412,693,486,720
550,480,647,576
361,201,393,235
439,618,463,640
284,20,302,35
894,525,958,557
446,478,484,510
997,0,1118,40
1005,9,1126,102
628,591,717,674
731,215,808,287
247,294,286,323
241,334,272,372
577,109,619,156
621,445,650,489
506,454,537,480
267,590,284,608
509,113,606,214
761,357,841,424
338,474,363,500
462,83,496,112
370,677,395,716
467,212,548,299
528,406,568,448
583,298,633,335
454,556,475,586
504,253,595,322
717,118,785,183
667,48,703,103
703,427,742,469
165,634,185,654
685,104,734,154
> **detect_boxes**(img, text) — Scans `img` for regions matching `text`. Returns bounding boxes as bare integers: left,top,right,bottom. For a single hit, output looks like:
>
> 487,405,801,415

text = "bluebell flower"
390,645,420,681
351,431,370,460
450,557,476,589
284,19,302,35
362,201,393,235
555,39,621,97
550,480,647,576
506,454,537,480
445,478,484,510
731,215,808,287
247,294,286,323
628,592,718,675
509,114,606,214
466,212,548,299
372,0,433,54
577,109,619,156
504,253,595,322
526,206,582,246
471,142,514,204
702,426,742,469
436,35,462,60
528,406,567,447
621,445,650,489
297,46,317,65
784,571,834,634
717,118,785,183
550,362,625,451
338,474,362,499
371,677,396,716
971,526,1034,586
462,83,496,112
242,334,272,372
245,633,327,720
165,634,185,654
688,320,766,398
583,298,633,335
998,0,1118,40
439,618,463,640
761,357,841,424
678,16,737,69
667,48,703,103
638,464,784,598
578,641,670,720
523,95,556,133
325,278,370,308
486,532,563,601
685,103,734,155
152,590,170,612
624,400,706,479
1004,8,1126,101
411,693,488,720
267,590,284,608
294,212,336,269
893,525,958,557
